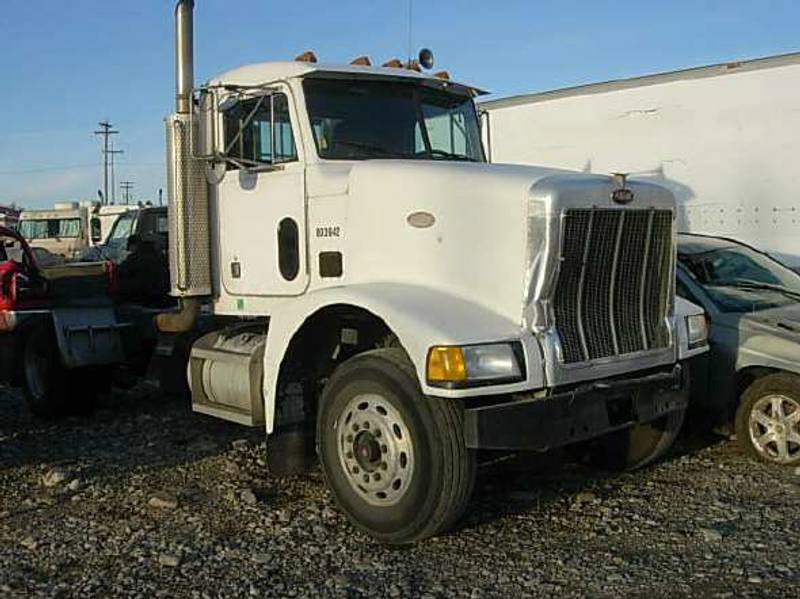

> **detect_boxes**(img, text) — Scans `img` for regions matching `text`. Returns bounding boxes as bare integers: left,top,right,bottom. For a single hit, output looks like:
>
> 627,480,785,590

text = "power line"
120,181,135,205
94,120,119,205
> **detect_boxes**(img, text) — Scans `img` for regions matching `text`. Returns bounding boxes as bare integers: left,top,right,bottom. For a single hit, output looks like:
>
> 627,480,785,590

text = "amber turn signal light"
427,346,467,383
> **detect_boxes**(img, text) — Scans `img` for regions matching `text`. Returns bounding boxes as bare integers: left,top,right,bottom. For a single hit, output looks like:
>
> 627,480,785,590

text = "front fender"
263,283,545,432
737,333,800,376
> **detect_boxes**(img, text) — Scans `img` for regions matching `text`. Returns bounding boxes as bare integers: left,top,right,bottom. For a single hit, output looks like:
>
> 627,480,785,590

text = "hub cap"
748,394,800,464
336,394,415,506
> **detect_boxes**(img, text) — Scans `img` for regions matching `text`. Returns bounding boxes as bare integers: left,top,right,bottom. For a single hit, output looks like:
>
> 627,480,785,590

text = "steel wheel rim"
336,393,415,507
748,394,800,464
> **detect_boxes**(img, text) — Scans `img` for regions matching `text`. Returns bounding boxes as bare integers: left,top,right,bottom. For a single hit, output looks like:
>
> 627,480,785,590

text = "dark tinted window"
304,78,484,162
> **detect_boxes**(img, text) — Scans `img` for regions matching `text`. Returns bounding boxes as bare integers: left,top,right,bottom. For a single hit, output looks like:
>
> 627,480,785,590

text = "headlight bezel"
685,313,709,350
426,341,526,389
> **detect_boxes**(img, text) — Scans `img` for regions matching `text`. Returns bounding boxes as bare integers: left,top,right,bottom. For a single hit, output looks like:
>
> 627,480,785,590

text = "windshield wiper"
715,281,800,301
334,140,413,159
419,149,478,162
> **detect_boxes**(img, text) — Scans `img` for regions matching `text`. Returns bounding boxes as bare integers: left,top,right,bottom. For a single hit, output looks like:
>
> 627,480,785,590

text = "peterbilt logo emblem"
612,188,635,205
611,173,634,205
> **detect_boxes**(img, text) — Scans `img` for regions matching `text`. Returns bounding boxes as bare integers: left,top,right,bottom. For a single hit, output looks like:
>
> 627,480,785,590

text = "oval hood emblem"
407,211,436,229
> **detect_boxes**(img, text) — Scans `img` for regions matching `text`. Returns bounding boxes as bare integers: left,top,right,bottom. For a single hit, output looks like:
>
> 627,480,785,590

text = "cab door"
217,88,307,297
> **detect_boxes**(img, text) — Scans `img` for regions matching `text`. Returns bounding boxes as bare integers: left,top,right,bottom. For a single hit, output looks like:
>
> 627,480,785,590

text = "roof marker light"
382,58,403,68
433,71,450,80
295,51,318,63
350,56,371,66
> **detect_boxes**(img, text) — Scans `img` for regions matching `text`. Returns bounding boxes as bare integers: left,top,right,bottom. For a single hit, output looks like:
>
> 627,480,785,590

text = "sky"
0,0,798,209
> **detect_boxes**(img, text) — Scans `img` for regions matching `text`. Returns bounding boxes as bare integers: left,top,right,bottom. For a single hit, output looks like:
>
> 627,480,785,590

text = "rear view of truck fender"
263,282,547,434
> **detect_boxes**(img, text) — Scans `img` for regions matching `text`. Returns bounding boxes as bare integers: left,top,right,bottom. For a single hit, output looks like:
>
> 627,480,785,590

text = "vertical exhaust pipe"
175,0,194,114
158,0,210,333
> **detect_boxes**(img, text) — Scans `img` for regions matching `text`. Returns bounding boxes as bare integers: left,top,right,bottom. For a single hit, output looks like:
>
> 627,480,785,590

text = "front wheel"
735,373,800,466
317,348,476,544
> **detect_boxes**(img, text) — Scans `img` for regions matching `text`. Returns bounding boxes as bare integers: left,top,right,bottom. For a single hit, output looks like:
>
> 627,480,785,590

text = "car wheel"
317,348,476,544
22,325,70,419
22,325,99,419
736,373,800,466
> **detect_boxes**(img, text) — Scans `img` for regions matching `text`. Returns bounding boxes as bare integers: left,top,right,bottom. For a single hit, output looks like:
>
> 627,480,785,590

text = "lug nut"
381,445,388,454
353,424,360,432
374,430,382,438
346,435,354,443
346,451,353,459
353,466,360,474
374,473,381,481
363,474,370,483
363,422,370,430
381,462,388,470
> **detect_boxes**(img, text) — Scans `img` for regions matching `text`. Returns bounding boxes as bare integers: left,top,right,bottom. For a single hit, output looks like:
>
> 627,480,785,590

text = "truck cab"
17,203,92,264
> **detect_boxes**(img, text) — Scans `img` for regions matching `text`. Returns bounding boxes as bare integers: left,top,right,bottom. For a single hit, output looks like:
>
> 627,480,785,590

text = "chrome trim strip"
575,210,595,362
638,209,655,350
608,211,625,355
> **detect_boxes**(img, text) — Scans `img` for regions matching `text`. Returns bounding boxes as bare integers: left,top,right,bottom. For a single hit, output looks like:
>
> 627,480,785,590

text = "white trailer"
481,53,800,268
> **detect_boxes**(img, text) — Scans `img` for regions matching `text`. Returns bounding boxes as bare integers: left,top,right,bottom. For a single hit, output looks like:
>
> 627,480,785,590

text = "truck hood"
306,160,577,200
739,304,800,339
308,160,584,326
307,159,675,331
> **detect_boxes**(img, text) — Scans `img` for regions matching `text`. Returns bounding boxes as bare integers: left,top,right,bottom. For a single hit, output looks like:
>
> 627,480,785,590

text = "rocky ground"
0,384,798,598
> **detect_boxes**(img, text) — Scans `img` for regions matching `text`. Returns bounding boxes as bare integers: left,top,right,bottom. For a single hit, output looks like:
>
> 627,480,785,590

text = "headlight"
686,314,709,349
427,343,524,387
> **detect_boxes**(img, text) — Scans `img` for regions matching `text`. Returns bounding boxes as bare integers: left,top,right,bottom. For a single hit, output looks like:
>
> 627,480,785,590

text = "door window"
223,93,297,168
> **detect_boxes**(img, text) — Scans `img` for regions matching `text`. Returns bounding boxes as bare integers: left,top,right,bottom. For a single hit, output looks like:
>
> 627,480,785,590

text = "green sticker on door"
236,298,245,311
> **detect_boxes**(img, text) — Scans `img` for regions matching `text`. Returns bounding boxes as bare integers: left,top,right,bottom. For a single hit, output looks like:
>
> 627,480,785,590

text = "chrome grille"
553,208,673,364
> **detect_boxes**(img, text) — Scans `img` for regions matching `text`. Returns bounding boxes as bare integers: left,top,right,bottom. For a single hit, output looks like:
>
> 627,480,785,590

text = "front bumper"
463,365,687,451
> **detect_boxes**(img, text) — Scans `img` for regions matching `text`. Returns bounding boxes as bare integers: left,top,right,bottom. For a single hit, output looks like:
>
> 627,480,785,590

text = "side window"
223,93,297,169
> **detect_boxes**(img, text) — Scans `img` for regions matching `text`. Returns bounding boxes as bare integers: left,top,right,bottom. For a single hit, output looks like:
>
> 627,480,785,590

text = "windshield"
19,218,81,240
108,212,138,243
679,244,800,312
303,78,484,162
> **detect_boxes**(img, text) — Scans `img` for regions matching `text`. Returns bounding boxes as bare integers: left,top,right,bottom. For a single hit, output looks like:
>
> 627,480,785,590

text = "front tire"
317,348,476,544
579,406,686,472
735,373,800,466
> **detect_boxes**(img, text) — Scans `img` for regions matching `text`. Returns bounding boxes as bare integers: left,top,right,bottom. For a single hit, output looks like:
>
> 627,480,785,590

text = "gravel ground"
1,384,798,598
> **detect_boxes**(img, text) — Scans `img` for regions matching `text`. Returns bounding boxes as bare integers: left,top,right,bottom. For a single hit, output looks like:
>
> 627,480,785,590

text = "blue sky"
1,0,798,208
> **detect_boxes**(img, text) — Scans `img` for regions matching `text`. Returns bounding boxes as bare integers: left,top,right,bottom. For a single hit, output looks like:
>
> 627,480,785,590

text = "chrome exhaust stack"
175,0,194,115
158,0,210,333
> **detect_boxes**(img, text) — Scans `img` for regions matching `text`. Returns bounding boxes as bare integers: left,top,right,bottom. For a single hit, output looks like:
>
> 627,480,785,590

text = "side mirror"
90,218,102,244
195,88,218,160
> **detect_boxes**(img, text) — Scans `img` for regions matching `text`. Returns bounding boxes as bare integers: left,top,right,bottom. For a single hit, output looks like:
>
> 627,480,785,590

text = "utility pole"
108,142,124,205
120,181,134,205
94,120,119,206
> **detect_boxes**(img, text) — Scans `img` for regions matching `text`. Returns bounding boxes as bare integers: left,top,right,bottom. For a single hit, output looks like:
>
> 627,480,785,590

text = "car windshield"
679,242,800,312
108,212,137,243
303,78,484,162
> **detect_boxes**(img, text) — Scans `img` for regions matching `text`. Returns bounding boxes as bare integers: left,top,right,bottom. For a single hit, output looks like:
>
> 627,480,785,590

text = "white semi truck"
1,1,707,545
480,52,800,269
151,1,707,543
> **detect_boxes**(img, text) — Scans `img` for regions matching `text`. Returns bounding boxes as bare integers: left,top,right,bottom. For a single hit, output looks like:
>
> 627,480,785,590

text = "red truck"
0,225,174,417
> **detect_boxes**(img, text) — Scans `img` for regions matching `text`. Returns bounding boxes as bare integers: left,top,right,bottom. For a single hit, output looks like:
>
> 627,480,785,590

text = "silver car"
677,234,800,466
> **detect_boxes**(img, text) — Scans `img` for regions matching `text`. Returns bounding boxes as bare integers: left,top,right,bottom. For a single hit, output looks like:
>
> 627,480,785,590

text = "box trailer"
481,53,800,268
